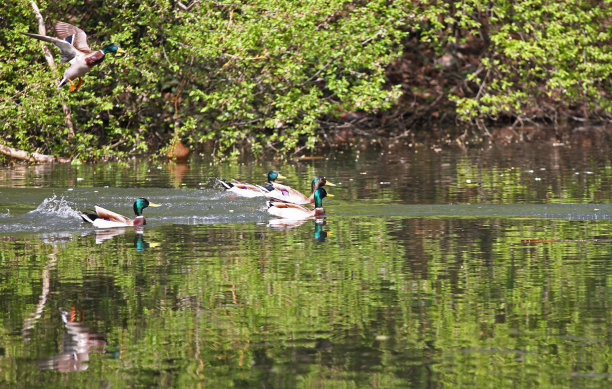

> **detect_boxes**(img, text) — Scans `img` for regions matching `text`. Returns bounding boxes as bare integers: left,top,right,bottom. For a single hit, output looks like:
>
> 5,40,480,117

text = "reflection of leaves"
0,212,609,386
452,155,612,204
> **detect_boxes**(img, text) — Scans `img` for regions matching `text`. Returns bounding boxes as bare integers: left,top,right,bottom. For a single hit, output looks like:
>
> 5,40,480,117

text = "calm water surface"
0,145,610,388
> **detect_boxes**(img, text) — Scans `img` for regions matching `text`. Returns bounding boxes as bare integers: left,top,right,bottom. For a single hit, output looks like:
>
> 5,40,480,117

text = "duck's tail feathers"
255,184,271,193
58,78,68,89
218,179,234,190
80,212,98,224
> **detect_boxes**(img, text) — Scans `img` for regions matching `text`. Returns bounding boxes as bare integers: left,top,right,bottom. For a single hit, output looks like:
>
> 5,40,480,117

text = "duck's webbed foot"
68,78,83,93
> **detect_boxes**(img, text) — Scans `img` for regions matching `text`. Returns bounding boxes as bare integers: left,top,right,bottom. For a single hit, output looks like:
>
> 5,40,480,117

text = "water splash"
29,195,81,220
0,195,84,235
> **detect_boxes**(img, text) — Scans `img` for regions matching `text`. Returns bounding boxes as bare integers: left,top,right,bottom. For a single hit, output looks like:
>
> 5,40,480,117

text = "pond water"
0,144,610,388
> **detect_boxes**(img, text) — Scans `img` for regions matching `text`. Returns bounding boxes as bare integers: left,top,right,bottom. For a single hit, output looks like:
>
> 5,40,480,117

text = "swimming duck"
23,22,122,92
80,198,160,228
262,176,336,205
219,170,286,198
267,187,332,220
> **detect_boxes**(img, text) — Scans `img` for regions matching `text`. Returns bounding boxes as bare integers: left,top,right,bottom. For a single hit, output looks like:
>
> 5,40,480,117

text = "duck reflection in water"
93,227,128,244
92,227,157,251
134,232,147,250
313,219,328,243
267,217,329,242
266,218,308,229
41,307,107,372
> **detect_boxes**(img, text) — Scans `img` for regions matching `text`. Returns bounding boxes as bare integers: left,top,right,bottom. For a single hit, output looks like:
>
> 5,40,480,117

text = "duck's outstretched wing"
53,22,92,54
22,32,80,63
94,205,131,225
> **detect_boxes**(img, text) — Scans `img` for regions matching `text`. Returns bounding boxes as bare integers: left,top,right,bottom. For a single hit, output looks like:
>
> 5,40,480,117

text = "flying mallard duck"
23,21,122,92
267,187,333,220
219,170,286,198
80,198,160,228
262,176,336,205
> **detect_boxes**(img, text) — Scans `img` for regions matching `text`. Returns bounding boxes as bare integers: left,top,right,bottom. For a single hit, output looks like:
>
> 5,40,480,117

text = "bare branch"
0,144,71,163
177,0,200,11
29,0,76,139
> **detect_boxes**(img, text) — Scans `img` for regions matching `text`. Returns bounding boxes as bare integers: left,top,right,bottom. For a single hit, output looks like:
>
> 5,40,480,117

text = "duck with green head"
80,198,160,228
262,176,336,205
267,187,333,219
219,170,286,198
23,22,123,92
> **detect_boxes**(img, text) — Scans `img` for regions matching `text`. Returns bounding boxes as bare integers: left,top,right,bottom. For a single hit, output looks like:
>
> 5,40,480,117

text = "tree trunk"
30,0,76,139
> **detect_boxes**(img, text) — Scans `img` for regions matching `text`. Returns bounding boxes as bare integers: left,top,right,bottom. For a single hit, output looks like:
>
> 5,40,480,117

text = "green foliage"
431,0,612,124
181,0,407,156
1,0,610,160
1,0,408,160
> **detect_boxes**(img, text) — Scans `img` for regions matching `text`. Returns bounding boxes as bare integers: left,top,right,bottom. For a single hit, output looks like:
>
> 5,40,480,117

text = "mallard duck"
267,187,333,220
23,22,122,92
262,176,336,205
219,170,286,198
80,198,160,228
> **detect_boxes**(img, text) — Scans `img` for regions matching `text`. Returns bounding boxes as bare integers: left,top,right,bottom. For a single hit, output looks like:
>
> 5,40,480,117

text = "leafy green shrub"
1,0,610,161
428,0,612,126
2,0,408,160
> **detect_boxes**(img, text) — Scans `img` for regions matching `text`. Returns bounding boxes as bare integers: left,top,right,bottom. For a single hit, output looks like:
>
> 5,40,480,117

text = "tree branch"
0,144,71,163
29,0,76,139
177,0,200,11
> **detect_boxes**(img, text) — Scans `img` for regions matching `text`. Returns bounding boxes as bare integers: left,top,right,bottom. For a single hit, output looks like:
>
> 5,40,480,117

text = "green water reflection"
0,145,610,388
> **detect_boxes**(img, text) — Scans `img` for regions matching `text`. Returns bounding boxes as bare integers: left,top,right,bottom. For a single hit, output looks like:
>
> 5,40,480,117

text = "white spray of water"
30,195,82,220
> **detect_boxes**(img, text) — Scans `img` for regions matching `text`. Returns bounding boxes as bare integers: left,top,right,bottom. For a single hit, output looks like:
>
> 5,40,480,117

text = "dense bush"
436,0,612,126
0,0,609,161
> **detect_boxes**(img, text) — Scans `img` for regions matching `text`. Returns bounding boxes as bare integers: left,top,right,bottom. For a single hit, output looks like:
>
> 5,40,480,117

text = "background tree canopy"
1,0,610,161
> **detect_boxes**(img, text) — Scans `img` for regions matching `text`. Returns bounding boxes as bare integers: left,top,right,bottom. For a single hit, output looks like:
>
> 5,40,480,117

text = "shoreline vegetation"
1,0,610,163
